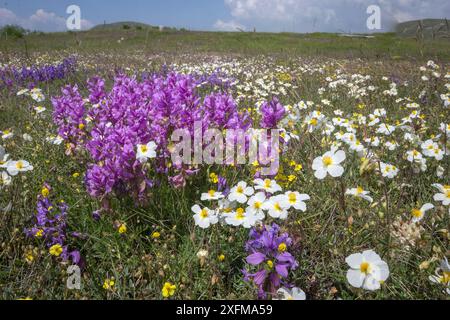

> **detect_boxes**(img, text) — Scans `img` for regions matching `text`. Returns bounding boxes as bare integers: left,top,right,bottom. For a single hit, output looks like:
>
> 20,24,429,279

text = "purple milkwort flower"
0,56,76,90
52,84,86,151
52,71,251,201
87,76,106,104
169,173,186,189
217,175,230,196
92,210,102,221
25,184,82,266
260,97,286,129
243,223,298,299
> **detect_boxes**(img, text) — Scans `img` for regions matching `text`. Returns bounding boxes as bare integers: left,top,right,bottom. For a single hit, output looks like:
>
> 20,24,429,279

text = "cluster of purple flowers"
0,57,76,90
25,184,82,266
52,84,86,152
52,72,250,201
259,97,286,129
243,223,298,299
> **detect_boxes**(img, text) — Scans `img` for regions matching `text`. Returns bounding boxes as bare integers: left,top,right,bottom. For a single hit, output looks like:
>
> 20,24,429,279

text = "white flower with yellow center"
1,130,13,140
246,192,267,220
345,187,373,203
410,203,434,223
406,149,423,163
281,191,310,211
345,250,390,291
33,106,46,114
432,184,450,206
136,141,157,163
46,135,63,145
429,257,450,295
349,139,365,153
191,205,218,229
274,287,306,300
5,160,33,176
379,162,398,179
200,189,224,201
263,195,289,219
254,178,282,194
228,181,254,204
30,88,45,102
223,207,257,228
312,148,346,180
376,123,395,135
421,139,438,157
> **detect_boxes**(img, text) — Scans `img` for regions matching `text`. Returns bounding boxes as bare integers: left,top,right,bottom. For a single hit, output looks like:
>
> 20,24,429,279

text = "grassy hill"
2,24,450,61
396,19,450,39
91,21,175,31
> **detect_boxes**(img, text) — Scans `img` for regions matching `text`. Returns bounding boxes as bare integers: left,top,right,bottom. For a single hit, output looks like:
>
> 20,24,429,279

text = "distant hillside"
91,21,158,31
396,19,450,38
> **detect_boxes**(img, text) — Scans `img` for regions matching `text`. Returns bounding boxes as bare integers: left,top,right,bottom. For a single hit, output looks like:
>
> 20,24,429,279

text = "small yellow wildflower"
287,175,297,182
151,231,161,239
162,282,176,298
278,243,287,252
118,223,127,234
103,278,115,290
49,244,63,257
218,254,225,262
209,172,218,183
41,187,49,197
25,250,35,263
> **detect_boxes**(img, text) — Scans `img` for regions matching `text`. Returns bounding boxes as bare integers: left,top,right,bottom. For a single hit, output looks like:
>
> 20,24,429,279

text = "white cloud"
214,19,246,31
0,8,93,32
0,8,20,25
220,0,450,32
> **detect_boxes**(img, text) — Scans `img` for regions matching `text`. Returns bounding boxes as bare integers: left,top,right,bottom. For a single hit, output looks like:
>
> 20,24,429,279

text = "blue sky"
1,0,229,31
1,0,449,33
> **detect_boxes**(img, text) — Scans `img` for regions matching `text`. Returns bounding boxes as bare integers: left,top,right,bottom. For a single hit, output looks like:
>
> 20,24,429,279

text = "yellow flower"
25,251,35,263
118,223,127,234
103,278,115,290
209,173,218,183
49,244,63,257
162,282,176,298
41,187,49,197
151,231,160,239
35,229,44,238
294,164,303,172
287,175,297,182
278,243,287,252
72,172,80,178
218,254,225,262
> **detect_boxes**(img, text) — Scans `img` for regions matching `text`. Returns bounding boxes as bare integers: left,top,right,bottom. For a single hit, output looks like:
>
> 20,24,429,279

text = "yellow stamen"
322,156,333,166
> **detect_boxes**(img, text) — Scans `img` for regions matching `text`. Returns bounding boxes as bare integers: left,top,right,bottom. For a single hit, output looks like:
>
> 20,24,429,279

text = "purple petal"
246,252,266,265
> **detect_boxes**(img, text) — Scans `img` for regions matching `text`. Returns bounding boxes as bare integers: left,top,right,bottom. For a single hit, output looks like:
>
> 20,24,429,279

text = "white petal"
346,269,364,288
314,167,327,180
421,203,434,212
333,150,346,163
345,253,364,268
328,164,344,177
362,250,382,264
